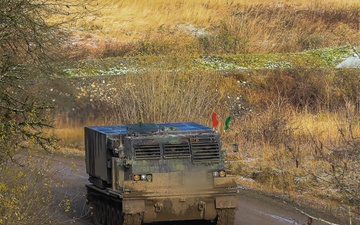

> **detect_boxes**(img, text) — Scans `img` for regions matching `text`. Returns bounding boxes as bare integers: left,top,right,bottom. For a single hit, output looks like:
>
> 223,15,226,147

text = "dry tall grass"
67,0,360,56
100,70,225,124
50,67,360,221
83,0,359,36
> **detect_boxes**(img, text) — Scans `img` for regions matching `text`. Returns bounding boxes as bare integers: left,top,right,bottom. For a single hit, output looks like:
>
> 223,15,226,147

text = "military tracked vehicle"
85,122,238,225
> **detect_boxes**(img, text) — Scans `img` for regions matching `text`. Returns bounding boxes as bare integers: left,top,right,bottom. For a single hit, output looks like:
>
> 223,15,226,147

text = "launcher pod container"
85,122,238,225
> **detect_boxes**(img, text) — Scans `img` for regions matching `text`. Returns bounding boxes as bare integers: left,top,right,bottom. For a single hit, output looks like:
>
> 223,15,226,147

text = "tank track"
90,196,141,225
215,208,235,225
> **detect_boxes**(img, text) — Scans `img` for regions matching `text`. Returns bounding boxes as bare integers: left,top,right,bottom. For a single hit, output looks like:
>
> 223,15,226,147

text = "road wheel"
99,202,107,224
106,205,113,225
91,199,102,225
123,213,142,225
109,206,119,225
215,209,235,225
114,208,123,225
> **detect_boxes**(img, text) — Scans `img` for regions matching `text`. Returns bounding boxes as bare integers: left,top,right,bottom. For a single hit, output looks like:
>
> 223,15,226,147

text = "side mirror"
232,143,238,153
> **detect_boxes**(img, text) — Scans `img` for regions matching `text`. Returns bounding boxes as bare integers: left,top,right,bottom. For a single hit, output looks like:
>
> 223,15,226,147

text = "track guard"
215,196,238,209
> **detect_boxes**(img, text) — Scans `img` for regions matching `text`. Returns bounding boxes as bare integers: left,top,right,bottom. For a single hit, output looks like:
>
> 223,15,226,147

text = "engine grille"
134,144,161,159
163,143,191,158
191,136,220,163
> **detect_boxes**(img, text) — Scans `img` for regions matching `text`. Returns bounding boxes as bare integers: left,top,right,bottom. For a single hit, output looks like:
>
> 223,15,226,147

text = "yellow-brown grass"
53,127,85,155
62,0,360,57
73,0,359,41
51,68,360,221
51,1,360,219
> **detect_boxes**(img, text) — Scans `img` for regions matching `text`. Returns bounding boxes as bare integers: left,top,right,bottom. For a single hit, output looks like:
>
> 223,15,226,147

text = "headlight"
133,174,141,181
213,170,226,177
219,170,226,177
133,174,152,182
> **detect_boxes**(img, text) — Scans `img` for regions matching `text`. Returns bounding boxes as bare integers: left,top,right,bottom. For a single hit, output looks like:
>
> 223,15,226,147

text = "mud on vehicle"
85,122,238,225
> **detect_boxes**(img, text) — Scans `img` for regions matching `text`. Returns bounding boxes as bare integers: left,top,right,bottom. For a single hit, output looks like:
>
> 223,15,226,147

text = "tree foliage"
0,0,91,224
0,0,90,163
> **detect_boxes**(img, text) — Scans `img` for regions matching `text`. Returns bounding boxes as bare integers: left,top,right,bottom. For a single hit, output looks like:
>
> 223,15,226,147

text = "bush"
99,70,226,124
0,155,58,225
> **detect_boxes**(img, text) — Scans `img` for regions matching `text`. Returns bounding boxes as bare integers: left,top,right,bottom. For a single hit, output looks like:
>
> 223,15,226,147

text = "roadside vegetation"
1,0,360,224
0,1,90,224
53,0,360,223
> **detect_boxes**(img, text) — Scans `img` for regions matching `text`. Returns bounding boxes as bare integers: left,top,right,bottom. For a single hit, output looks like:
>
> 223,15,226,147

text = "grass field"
79,0,360,39
50,0,360,221
2,1,359,224
63,0,360,57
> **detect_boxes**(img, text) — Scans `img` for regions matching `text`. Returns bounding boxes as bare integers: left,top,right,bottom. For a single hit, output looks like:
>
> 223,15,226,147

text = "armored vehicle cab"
85,122,238,225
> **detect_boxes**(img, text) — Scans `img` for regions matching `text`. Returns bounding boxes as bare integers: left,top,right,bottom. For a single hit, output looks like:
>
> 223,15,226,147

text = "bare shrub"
307,103,360,218
198,20,250,54
227,95,301,193
334,70,360,114
99,70,227,124
244,69,349,112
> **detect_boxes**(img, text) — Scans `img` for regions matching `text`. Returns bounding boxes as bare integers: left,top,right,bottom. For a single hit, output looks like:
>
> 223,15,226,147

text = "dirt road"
50,154,343,225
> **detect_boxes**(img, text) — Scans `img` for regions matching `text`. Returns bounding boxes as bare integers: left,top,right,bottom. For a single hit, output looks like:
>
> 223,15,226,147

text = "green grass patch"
57,46,357,77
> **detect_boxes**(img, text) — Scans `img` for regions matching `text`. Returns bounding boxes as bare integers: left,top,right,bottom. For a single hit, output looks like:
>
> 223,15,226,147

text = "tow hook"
154,203,163,213
198,201,206,211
